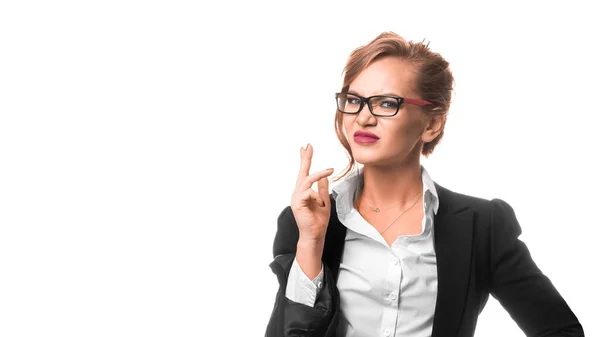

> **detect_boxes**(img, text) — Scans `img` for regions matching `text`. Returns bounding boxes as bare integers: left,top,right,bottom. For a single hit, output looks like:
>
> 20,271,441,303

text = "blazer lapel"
431,183,474,337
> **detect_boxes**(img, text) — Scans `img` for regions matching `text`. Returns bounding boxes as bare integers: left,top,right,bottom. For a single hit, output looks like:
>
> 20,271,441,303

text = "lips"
354,130,379,139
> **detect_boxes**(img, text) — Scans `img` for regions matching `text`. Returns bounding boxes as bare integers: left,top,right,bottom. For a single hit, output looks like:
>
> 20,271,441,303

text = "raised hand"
290,143,334,243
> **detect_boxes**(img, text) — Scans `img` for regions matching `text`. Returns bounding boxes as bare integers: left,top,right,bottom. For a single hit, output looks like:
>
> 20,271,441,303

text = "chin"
352,149,380,165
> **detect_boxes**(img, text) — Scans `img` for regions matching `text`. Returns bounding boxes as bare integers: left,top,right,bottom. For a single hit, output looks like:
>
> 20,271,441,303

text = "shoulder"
434,182,523,247
434,182,514,213
434,182,518,234
434,182,491,213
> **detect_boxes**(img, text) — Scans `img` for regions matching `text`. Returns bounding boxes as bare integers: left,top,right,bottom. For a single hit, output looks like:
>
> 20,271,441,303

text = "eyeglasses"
335,92,435,117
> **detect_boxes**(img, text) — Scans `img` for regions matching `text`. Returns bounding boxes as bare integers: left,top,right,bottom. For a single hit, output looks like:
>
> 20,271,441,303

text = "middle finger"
295,143,312,189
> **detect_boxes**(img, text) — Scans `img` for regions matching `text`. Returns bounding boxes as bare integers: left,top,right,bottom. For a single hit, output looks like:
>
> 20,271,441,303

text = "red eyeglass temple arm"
404,97,435,106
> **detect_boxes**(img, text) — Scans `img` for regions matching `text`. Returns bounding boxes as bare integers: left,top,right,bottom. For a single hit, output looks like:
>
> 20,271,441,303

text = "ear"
421,109,445,143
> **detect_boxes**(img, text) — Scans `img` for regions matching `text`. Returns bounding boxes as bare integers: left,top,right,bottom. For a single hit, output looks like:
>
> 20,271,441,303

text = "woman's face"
343,56,440,168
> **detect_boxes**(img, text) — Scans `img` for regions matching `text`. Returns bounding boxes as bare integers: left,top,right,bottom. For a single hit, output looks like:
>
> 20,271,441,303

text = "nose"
355,100,376,125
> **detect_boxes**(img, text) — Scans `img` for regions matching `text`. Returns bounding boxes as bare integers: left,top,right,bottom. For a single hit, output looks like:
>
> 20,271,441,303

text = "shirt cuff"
284,257,325,307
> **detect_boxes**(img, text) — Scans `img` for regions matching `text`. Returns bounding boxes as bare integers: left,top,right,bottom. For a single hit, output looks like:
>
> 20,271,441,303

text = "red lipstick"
354,130,379,144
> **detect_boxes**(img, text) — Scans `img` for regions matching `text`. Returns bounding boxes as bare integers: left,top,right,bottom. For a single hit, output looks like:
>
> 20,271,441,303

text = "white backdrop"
0,1,598,336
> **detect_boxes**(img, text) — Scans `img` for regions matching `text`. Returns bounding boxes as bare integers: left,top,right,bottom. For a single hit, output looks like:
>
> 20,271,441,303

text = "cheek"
342,118,353,137
384,122,421,146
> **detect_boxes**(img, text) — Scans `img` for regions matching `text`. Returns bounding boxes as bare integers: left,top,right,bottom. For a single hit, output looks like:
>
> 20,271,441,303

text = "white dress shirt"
286,165,440,337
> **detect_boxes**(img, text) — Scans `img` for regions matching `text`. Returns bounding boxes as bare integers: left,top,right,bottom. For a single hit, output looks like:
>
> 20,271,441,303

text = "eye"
379,99,399,109
347,98,361,105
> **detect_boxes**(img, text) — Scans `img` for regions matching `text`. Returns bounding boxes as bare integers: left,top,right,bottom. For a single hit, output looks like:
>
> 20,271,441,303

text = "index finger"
296,143,312,188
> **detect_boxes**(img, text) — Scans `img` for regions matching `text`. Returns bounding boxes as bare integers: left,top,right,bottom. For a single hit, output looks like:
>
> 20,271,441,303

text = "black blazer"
265,182,584,337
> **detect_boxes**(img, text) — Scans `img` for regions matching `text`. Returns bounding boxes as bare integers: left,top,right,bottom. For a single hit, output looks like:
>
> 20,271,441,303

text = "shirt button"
384,329,391,336
390,293,397,300
391,259,399,266
317,282,322,288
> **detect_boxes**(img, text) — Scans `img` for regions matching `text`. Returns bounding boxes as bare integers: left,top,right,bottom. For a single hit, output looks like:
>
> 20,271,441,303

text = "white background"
1,1,598,336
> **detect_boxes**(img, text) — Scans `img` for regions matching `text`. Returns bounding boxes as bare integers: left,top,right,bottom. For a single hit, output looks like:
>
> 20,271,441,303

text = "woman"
265,32,583,337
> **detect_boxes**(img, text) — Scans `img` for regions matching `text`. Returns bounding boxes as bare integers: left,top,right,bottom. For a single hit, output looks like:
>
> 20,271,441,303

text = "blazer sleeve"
265,206,339,337
489,198,584,337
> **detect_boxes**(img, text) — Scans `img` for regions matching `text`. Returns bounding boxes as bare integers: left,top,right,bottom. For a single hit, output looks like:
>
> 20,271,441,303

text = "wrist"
297,236,325,251
295,237,324,280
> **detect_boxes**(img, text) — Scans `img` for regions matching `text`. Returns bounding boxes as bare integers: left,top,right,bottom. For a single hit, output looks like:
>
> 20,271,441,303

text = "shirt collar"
331,165,439,216
421,165,439,215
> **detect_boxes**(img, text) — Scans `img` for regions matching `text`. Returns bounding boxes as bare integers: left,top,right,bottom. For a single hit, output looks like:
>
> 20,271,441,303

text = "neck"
357,159,423,209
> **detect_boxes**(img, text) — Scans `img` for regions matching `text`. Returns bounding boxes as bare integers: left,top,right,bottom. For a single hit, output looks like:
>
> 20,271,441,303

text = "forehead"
348,57,418,97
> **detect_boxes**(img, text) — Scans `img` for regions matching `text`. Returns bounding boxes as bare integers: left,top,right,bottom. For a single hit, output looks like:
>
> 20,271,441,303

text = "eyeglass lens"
336,93,399,116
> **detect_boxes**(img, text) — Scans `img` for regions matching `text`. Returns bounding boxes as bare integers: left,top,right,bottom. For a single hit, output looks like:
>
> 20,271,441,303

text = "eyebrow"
346,89,403,97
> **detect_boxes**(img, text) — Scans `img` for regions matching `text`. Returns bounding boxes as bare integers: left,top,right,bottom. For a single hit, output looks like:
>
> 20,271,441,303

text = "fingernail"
306,143,310,150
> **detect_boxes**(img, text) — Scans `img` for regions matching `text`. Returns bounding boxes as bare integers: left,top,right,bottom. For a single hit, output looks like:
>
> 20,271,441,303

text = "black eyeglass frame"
335,92,435,117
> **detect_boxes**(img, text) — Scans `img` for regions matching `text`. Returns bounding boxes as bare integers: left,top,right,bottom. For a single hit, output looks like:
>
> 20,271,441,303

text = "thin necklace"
378,191,422,234
365,189,422,213
356,187,423,234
